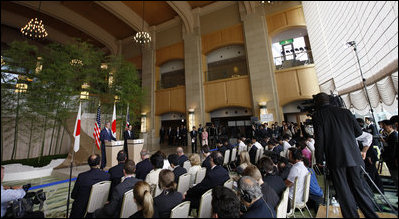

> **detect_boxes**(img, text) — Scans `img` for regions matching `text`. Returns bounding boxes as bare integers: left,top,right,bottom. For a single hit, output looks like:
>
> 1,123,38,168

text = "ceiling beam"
167,1,194,33
13,1,118,54
1,9,74,45
94,1,149,33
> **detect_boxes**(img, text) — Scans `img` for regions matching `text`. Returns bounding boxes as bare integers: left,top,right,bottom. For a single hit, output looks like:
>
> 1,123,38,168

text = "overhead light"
70,59,83,66
134,1,151,45
20,2,48,39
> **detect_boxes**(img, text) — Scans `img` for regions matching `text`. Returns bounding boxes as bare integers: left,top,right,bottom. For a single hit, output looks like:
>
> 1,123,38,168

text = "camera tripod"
322,162,397,218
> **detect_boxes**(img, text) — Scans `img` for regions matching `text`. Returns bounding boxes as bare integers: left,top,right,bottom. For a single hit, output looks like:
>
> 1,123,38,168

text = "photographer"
1,166,26,218
312,92,378,218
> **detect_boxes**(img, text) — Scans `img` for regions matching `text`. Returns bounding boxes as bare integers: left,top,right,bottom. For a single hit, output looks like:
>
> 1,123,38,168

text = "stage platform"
316,205,397,218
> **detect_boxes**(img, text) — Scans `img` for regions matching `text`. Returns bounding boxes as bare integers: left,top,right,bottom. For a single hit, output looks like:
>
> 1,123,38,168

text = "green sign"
279,39,293,45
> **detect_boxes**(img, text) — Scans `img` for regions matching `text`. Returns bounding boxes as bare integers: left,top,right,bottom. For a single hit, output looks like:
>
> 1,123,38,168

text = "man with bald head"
70,154,110,218
184,151,230,210
176,147,188,167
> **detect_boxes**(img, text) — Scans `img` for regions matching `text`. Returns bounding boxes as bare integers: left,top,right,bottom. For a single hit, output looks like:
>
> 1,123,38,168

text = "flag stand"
65,151,74,218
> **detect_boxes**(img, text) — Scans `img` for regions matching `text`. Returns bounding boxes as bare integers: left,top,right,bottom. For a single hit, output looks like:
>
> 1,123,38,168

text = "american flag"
93,105,101,150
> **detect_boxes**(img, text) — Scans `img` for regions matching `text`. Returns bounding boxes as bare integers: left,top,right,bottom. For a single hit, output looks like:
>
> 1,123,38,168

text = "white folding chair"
231,147,237,162
223,150,231,171
287,177,298,218
195,167,207,184
177,173,191,194
255,148,262,164
120,189,138,218
276,187,289,218
223,178,234,190
183,160,192,172
84,180,111,217
295,172,312,217
198,188,213,218
170,201,191,218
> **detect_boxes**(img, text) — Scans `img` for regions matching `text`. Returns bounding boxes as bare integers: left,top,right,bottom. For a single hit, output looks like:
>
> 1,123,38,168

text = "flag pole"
66,150,74,218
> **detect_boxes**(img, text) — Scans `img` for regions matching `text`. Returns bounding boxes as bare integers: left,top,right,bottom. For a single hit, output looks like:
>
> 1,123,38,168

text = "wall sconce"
188,109,195,131
80,83,89,100
141,113,147,133
114,95,120,102
15,83,28,93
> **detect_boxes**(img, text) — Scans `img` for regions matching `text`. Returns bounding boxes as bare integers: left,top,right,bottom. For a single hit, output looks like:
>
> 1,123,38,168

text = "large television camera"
297,93,346,114
5,184,46,218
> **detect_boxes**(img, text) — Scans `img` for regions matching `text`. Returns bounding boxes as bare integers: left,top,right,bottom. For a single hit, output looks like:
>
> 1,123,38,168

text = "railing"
274,50,314,70
156,80,185,90
205,71,247,82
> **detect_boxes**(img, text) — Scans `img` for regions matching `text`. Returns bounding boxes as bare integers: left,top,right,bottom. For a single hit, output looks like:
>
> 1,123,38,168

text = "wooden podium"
105,140,124,169
127,139,144,165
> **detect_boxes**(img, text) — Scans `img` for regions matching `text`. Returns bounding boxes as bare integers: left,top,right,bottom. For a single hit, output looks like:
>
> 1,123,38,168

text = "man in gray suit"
94,160,141,218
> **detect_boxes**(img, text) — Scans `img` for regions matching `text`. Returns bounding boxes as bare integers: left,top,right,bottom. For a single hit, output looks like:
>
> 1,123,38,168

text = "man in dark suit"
183,151,230,210
312,92,378,218
239,176,276,218
108,150,127,201
182,125,188,147
175,126,181,146
176,147,188,167
168,154,187,184
94,160,141,218
216,140,227,157
381,120,398,193
201,144,212,171
198,124,204,147
100,122,116,170
190,126,198,153
70,154,110,218
123,125,135,159
135,149,153,181
364,117,380,147
159,126,166,145
168,127,173,146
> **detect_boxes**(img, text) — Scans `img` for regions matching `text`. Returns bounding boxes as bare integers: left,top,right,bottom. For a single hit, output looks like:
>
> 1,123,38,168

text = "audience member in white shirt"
285,147,309,204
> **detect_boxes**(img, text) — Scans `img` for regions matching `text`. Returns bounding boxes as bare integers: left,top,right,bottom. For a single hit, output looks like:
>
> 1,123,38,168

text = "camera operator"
1,166,26,218
312,92,378,218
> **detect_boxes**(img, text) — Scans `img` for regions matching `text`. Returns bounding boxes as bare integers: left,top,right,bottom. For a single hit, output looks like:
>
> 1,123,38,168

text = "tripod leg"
305,205,313,218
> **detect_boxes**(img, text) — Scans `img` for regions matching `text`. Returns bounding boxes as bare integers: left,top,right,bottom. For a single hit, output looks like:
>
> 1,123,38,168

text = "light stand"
346,41,378,125
65,151,74,218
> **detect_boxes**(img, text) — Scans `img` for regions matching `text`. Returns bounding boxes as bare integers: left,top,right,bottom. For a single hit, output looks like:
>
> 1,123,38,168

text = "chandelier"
70,59,83,66
134,1,151,45
20,2,48,39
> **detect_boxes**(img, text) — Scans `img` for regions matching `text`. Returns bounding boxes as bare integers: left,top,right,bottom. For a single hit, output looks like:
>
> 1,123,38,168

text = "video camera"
297,93,346,114
6,184,46,218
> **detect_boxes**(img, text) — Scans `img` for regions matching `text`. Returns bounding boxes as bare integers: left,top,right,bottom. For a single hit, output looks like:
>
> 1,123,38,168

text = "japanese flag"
111,103,116,139
73,102,82,152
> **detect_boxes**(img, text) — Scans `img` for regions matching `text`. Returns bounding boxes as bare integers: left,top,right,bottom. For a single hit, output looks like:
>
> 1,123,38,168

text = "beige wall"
156,24,183,50
200,3,241,36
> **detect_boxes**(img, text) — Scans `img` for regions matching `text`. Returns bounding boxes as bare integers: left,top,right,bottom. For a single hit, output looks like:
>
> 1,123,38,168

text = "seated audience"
184,151,230,210
237,151,252,175
277,156,292,180
279,135,292,158
108,150,127,200
238,137,247,154
242,165,280,210
216,140,227,156
70,154,110,218
249,137,262,164
155,151,170,170
135,149,153,181
211,186,241,218
239,176,276,218
176,147,188,167
297,139,312,166
201,145,212,171
1,166,26,218
145,152,164,190
95,160,141,218
272,137,284,154
285,148,308,205
130,181,159,218
257,156,286,197
187,154,202,186
153,170,183,218
302,159,323,212
167,154,187,184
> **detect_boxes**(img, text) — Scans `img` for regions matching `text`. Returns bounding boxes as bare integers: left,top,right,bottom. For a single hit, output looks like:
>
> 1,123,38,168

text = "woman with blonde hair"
188,153,202,186
236,151,252,175
130,181,158,218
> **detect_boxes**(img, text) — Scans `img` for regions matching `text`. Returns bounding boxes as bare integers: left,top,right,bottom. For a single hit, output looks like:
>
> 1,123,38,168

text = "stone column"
183,8,205,132
141,26,158,151
241,6,283,122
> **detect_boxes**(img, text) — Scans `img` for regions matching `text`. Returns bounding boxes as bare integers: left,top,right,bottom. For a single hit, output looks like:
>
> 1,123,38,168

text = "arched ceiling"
1,1,216,54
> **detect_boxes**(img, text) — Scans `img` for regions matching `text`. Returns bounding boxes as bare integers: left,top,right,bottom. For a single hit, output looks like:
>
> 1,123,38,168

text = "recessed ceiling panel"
187,1,214,9
122,1,178,26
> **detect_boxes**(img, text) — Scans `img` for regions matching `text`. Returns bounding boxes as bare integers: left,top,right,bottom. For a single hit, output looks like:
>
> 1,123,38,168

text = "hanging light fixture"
20,1,48,39
134,1,151,45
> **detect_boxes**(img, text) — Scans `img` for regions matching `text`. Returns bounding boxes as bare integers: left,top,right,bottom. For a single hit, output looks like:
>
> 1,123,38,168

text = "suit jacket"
70,168,110,218
177,155,188,167
100,128,116,143
101,177,141,218
173,166,187,184
154,190,183,218
190,130,198,143
249,146,258,165
185,165,230,208
108,163,125,200
123,130,135,147
241,198,276,218
312,105,363,168
135,158,153,181
201,155,212,170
